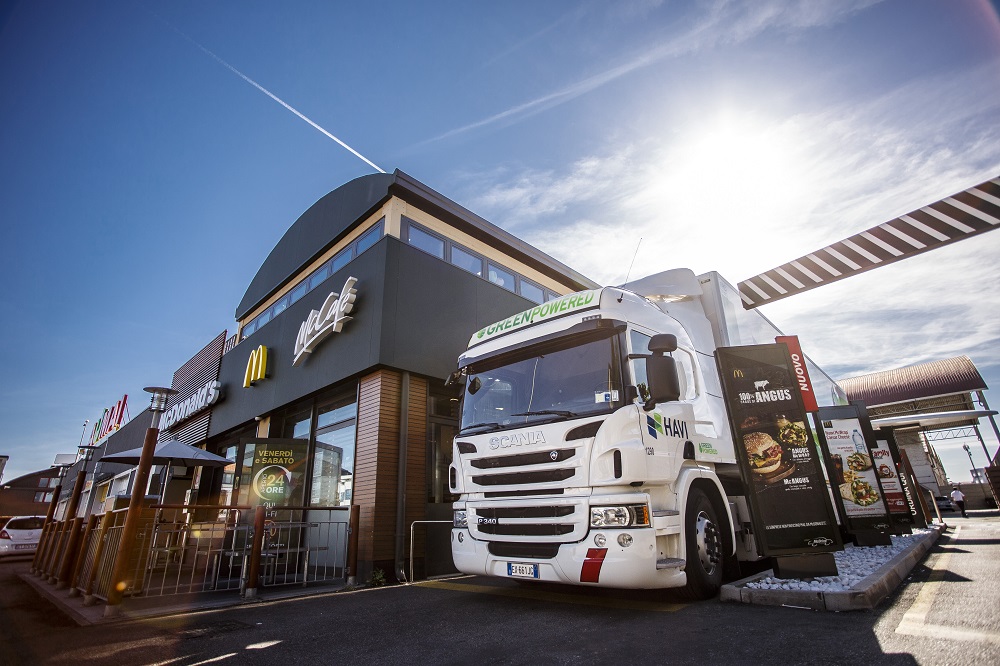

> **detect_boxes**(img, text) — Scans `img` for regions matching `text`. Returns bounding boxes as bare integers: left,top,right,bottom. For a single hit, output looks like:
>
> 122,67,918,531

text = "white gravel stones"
744,528,933,592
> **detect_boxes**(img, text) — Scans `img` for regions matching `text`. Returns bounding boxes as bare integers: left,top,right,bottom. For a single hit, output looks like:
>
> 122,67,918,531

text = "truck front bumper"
451,528,686,589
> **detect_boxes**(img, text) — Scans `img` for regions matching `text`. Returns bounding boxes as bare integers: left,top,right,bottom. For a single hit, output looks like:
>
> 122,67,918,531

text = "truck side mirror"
645,354,681,409
648,334,677,354
644,334,681,410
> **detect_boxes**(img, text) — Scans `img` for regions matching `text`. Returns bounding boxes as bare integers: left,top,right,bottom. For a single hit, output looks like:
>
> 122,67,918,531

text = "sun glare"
638,114,826,276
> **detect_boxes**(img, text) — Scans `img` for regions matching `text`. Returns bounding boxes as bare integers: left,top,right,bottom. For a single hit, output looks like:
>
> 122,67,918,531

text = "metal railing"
31,502,358,604
243,506,351,595
140,506,249,597
408,520,455,584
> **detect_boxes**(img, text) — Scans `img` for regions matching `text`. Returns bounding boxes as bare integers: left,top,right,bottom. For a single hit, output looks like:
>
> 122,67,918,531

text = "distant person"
951,486,967,518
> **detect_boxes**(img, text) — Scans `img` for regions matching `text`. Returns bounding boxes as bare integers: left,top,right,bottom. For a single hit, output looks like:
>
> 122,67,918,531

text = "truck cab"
449,278,744,598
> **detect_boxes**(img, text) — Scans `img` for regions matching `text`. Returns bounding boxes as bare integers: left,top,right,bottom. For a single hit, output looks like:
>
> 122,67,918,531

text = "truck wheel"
679,487,724,600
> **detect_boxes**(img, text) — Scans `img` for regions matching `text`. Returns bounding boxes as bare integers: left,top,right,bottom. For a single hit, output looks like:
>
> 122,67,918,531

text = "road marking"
416,579,687,612
895,526,1000,645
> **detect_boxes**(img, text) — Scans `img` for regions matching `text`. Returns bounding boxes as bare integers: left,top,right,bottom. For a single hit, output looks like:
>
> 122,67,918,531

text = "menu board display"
871,439,908,514
716,344,842,556
816,406,894,540
821,419,887,518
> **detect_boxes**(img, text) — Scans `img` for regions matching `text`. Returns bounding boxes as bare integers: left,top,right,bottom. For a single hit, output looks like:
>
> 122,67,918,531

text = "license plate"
507,562,538,579
14,544,33,550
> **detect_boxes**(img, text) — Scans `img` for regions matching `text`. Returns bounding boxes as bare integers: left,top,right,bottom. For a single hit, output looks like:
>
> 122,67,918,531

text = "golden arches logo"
244,345,268,388
733,369,745,378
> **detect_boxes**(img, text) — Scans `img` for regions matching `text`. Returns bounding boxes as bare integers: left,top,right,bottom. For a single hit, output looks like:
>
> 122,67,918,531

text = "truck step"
656,558,685,570
651,509,679,517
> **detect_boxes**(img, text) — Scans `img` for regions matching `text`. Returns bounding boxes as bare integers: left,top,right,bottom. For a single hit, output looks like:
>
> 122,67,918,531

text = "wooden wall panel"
353,369,432,577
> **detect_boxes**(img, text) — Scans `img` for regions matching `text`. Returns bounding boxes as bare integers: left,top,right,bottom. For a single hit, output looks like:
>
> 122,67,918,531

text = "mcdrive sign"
716,343,842,556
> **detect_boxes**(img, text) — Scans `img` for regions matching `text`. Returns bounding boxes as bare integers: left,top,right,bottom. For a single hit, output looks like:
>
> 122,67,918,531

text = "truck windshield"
461,333,622,433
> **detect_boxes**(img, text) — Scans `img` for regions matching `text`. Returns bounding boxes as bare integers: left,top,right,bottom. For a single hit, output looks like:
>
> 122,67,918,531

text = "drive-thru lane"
876,512,1000,660
2,514,999,665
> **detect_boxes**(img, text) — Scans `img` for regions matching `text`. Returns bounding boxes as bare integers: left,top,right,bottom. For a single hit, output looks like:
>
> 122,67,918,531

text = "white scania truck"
448,268,843,599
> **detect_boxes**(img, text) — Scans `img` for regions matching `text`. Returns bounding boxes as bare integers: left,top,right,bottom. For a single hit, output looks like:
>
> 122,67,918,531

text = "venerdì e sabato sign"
293,277,358,366
161,380,222,430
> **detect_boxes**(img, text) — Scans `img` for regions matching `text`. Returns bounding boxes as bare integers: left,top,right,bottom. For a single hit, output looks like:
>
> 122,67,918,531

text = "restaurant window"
356,219,384,255
281,409,313,440
290,281,308,304
331,248,353,273
405,220,446,259
519,279,545,304
488,262,515,292
451,244,484,277
312,397,357,506
309,262,332,290
272,294,290,317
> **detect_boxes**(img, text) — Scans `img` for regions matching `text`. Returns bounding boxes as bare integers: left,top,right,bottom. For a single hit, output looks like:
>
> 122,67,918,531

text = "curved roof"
236,172,396,320
838,355,987,407
236,170,598,321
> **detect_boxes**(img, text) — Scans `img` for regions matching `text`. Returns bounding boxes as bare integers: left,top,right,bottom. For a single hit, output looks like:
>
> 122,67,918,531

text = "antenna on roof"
618,238,642,302
621,238,642,286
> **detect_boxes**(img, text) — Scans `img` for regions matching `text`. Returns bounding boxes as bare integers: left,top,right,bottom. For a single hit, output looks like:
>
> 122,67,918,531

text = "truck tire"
679,487,724,600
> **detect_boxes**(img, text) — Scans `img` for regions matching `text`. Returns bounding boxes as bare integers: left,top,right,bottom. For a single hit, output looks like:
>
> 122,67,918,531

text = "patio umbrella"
100,440,234,501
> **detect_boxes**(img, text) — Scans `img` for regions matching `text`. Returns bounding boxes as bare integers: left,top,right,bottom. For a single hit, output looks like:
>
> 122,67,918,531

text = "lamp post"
104,385,176,616
963,444,980,482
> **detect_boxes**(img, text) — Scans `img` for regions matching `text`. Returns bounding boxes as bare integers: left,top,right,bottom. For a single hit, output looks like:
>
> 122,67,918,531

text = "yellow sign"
244,345,268,388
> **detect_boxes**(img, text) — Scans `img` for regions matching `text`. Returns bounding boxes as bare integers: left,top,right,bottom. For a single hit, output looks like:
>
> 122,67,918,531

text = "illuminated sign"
293,277,358,366
244,345,268,387
89,395,128,445
161,380,222,430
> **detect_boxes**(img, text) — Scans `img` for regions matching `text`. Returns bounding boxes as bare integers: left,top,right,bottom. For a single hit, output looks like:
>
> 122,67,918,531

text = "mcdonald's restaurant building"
155,170,596,580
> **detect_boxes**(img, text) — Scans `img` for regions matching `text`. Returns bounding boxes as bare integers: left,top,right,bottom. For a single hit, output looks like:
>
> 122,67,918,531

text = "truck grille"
468,499,587,543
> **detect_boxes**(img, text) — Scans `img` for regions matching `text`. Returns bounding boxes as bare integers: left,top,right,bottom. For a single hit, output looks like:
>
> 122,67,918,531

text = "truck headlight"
453,510,468,528
590,505,650,528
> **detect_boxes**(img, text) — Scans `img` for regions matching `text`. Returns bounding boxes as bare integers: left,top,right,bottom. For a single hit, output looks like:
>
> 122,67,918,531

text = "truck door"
629,330,697,482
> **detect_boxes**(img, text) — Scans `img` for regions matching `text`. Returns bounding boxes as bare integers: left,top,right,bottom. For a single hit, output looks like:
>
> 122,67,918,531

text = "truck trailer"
448,268,846,599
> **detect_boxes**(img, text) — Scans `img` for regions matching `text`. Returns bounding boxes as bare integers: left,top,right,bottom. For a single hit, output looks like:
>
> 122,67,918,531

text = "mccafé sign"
293,277,358,366
161,380,222,430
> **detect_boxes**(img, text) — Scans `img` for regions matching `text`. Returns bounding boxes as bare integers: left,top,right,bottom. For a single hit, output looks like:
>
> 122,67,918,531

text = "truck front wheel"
679,487,724,600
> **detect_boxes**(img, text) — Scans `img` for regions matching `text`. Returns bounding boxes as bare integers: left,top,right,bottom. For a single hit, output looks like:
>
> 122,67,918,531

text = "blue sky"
1,0,998,483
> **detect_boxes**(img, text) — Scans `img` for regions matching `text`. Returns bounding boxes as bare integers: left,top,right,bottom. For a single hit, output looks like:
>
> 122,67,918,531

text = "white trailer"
449,269,844,599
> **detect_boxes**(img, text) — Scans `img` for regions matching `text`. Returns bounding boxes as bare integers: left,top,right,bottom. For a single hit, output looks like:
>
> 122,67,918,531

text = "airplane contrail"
160,16,384,173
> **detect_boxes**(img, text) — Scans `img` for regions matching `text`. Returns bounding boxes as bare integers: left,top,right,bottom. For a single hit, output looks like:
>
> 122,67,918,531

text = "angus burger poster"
716,344,841,556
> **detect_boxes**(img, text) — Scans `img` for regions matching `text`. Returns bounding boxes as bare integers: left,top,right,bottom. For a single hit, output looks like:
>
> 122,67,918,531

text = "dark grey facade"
210,236,532,437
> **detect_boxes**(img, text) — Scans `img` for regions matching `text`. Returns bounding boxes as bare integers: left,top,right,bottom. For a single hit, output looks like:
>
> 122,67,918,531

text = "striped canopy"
738,176,1000,309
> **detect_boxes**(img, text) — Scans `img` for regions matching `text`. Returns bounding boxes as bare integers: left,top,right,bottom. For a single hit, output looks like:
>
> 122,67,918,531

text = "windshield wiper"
511,410,577,419
459,422,503,434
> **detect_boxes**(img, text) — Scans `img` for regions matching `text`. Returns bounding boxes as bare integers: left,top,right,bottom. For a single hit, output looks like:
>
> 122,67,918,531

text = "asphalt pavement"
2,510,998,665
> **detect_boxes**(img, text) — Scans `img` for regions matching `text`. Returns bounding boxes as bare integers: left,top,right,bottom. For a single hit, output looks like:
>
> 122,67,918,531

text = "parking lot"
3,513,1000,665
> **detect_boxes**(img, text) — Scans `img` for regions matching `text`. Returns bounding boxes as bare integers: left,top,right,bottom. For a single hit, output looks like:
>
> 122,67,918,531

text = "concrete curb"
18,571,352,625
720,525,943,611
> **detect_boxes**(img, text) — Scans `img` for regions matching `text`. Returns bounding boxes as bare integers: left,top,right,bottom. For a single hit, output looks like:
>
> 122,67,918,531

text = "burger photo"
744,431,783,474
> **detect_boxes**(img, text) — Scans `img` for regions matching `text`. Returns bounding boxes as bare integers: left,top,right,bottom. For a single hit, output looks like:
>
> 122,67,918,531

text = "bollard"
346,504,360,586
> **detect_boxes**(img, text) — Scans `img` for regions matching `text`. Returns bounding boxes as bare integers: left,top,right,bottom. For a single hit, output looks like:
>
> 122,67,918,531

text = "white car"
0,516,46,558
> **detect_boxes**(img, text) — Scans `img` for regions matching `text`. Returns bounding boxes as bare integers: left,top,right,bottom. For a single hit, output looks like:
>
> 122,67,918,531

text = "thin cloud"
418,0,882,146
